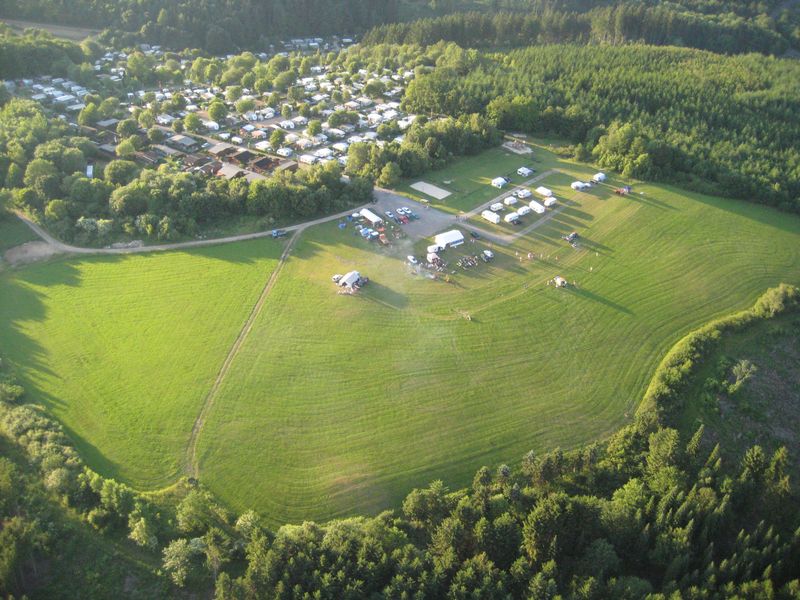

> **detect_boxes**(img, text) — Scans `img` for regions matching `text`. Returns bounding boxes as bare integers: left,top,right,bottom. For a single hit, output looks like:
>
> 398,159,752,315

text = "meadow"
0,240,282,486
1,144,800,525
196,147,800,524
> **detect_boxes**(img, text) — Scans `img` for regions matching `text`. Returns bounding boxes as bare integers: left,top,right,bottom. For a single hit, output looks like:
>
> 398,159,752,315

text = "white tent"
359,208,383,226
592,172,607,183
571,181,591,191
339,271,361,288
517,167,533,177
529,200,545,214
491,177,507,188
535,186,553,197
434,230,465,248
482,210,501,224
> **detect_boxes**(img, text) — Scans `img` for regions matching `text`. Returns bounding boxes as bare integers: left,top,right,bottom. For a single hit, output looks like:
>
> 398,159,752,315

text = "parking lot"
372,189,458,240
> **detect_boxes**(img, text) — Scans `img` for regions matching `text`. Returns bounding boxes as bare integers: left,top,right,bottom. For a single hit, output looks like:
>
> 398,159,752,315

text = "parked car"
469,230,481,239
385,210,395,219
407,255,418,264
271,229,287,238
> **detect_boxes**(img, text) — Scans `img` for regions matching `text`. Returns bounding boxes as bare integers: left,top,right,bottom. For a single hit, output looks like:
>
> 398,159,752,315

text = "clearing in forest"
1,143,799,525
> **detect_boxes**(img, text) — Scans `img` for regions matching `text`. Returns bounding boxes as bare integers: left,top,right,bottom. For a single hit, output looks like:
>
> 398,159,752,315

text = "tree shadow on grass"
565,286,634,315
360,281,409,310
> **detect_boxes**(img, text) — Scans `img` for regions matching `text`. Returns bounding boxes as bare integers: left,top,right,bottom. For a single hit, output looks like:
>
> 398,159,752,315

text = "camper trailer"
482,210,501,224
528,200,545,214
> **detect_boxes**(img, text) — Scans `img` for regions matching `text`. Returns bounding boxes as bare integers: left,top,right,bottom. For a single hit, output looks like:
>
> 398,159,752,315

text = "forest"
362,6,790,55
1,285,799,598
1,0,797,54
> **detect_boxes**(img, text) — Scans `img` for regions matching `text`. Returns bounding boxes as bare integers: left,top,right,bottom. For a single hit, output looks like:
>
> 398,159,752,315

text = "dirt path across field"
184,229,300,478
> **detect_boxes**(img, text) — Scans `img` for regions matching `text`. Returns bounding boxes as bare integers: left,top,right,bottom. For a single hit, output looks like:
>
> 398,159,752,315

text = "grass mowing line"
185,230,300,478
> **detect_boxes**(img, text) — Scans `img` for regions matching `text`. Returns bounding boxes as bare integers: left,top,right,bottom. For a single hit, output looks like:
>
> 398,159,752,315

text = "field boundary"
184,229,300,478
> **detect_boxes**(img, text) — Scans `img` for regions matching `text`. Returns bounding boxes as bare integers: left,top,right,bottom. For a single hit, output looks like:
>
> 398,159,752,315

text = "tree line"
1,285,799,597
362,6,789,56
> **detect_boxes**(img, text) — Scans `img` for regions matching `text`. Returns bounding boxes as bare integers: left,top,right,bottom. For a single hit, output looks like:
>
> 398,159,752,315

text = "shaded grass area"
0,239,283,487
0,216,38,253
676,313,800,477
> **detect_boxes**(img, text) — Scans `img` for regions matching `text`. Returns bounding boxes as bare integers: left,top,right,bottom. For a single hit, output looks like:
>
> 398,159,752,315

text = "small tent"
339,271,361,288
491,177,508,189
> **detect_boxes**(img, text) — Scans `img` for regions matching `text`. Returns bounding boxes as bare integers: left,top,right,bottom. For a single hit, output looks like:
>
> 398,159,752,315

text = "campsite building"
359,208,383,226
482,210,501,224
434,230,465,249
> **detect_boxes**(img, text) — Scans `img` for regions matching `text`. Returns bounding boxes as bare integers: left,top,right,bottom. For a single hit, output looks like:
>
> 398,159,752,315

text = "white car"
385,211,395,219
401,206,411,214
407,256,418,265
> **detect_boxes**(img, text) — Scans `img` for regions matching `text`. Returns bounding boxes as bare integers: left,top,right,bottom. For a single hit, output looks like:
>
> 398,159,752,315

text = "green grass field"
0,216,38,253
0,240,282,486
1,143,800,525
396,147,539,214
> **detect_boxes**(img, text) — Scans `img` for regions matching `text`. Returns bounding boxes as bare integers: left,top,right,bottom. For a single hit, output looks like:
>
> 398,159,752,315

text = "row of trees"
399,43,800,212
0,25,88,79
1,286,799,596
363,6,789,55
346,113,502,186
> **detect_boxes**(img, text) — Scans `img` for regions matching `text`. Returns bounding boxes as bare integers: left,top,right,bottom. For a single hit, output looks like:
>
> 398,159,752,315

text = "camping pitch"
411,181,452,200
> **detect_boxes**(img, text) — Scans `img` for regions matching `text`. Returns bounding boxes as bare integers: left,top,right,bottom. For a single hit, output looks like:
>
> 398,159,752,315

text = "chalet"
168,134,200,151
216,163,245,179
